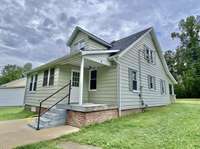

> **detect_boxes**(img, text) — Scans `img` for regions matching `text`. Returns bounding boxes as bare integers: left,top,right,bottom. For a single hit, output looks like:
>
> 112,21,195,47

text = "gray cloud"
0,0,200,68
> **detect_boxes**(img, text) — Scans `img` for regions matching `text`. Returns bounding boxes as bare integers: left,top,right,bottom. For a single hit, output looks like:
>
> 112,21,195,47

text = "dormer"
67,26,112,54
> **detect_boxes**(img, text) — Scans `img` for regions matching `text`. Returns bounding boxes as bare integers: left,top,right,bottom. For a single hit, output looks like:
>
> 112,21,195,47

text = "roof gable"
67,26,112,48
112,27,177,84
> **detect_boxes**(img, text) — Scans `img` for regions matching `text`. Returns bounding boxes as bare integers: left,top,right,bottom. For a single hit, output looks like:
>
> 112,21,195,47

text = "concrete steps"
29,108,67,130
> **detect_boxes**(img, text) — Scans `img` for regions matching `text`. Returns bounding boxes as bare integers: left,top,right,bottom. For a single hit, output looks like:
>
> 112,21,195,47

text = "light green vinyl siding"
24,67,60,107
70,31,107,53
88,66,117,105
24,64,89,107
119,33,173,110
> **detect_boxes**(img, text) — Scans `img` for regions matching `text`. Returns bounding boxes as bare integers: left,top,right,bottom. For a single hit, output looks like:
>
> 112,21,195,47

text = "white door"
70,70,80,103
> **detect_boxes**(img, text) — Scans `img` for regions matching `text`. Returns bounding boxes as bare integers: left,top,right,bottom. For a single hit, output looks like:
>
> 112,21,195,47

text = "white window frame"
144,45,155,64
71,70,80,87
49,68,55,86
42,68,55,87
148,75,156,90
160,79,166,95
29,74,38,92
129,68,139,92
74,39,86,50
89,69,97,91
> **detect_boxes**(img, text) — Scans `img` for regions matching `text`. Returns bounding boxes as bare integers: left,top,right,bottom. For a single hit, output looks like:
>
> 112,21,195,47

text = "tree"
0,64,23,85
164,50,176,79
168,15,200,98
0,63,33,85
23,63,32,74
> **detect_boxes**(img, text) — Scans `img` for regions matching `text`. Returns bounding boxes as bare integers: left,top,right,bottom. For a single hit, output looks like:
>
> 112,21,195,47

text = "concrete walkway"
0,118,79,149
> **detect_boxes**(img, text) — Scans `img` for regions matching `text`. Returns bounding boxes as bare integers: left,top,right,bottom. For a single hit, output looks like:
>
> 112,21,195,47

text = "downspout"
113,57,122,117
138,49,145,112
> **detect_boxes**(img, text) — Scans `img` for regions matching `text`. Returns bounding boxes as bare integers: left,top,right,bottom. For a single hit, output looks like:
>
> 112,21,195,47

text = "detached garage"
0,78,26,106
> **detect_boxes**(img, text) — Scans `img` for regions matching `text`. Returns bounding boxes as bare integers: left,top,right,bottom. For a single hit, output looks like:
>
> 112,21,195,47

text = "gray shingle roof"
109,27,152,51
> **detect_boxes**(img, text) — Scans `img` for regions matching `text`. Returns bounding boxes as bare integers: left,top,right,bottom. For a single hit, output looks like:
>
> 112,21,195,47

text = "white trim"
79,57,85,105
129,68,139,92
82,50,119,55
88,69,97,91
29,74,37,93
71,69,80,87
42,68,55,87
150,28,177,84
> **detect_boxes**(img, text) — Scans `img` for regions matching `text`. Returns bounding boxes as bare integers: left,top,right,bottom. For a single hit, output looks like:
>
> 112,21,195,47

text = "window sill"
89,89,96,92
132,90,139,93
29,91,36,94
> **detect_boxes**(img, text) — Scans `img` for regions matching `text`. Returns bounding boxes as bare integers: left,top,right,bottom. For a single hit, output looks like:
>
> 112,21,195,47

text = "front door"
70,70,80,103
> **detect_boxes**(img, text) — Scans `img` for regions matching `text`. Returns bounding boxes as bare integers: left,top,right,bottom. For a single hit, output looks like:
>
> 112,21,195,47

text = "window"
145,48,150,61
148,75,156,90
169,84,173,95
160,79,166,94
43,70,49,87
129,69,138,91
43,68,55,87
29,76,34,91
89,70,97,90
150,50,154,63
29,75,38,91
72,71,80,87
74,40,86,50
33,74,38,91
144,46,155,64
49,68,55,86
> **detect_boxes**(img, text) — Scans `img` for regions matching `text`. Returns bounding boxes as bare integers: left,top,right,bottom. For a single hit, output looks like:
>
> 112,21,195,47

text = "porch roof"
27,50,119,74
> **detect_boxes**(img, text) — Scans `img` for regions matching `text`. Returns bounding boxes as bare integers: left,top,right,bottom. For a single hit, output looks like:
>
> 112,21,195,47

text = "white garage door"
0,88,25,106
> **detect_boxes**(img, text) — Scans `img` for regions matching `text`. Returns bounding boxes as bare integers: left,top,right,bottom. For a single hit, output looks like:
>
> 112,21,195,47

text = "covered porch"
56,50,118,108
55,51,119,127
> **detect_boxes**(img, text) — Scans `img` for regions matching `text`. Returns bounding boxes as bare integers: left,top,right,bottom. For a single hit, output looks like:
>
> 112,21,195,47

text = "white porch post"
79,57,84,105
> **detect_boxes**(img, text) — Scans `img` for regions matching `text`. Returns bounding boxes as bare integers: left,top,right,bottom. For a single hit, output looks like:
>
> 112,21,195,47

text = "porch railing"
36,80,71,130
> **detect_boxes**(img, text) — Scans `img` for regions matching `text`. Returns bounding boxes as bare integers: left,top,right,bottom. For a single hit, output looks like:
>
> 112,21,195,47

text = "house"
24,26,176,129
0,78,26,106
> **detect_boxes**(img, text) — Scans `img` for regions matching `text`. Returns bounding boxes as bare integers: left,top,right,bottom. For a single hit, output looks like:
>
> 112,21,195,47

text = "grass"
0,106,35,121
16,99,200,149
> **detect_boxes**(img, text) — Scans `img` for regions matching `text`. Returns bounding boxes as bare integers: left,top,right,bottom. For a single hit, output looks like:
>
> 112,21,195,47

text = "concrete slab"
59,141,102,149
0,118,79,149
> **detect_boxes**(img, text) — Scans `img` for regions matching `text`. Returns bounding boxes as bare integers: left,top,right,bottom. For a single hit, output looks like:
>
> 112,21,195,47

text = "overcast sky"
0,0,200,69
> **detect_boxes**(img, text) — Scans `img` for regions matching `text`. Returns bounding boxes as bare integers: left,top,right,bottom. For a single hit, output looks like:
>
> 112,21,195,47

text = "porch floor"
57,103,118,112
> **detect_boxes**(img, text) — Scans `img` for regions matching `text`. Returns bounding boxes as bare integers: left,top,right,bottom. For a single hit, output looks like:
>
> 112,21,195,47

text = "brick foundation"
67,109,118,127
25,104,158,128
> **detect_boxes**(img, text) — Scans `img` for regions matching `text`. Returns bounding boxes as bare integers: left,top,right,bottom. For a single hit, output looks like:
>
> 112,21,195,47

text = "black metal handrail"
36,80,71,130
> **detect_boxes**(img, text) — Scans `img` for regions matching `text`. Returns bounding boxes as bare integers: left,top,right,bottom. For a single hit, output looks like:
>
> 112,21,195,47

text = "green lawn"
17,99,200,149
0,106,35,121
